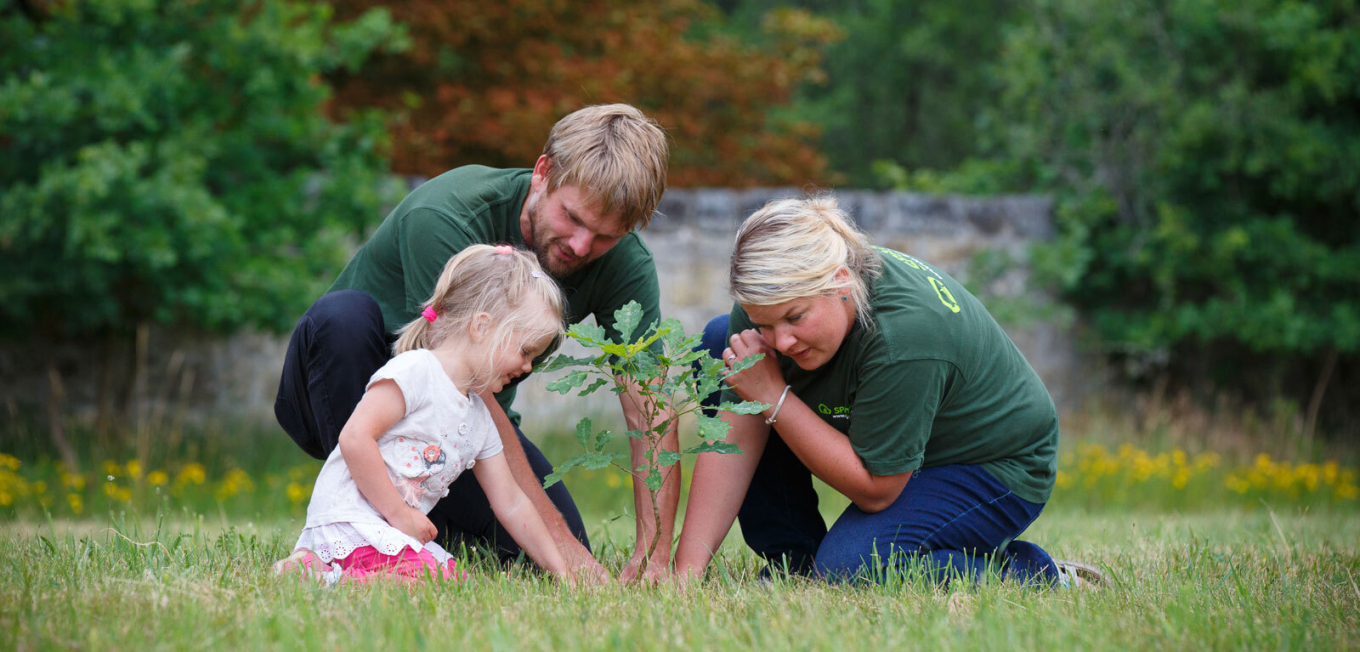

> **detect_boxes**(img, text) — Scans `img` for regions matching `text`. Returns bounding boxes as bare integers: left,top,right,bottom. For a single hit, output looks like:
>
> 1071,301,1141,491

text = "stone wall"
1,187,1087,433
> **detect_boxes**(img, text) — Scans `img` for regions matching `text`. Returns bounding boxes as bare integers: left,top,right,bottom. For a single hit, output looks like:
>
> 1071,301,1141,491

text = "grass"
2,508,1358,650
3,416,1359,650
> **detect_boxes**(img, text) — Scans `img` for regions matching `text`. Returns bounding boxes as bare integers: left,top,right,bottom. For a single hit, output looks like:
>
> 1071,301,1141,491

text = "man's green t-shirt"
722,248,1058,503
330,166,663,423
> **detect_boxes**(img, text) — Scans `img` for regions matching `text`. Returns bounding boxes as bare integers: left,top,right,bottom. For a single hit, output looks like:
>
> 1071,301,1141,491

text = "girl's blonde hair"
393,245,566,391
729,195,882,328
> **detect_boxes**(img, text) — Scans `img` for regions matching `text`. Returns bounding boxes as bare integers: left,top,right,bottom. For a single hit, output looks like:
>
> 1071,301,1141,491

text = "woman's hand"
723,329,786,406
390,504,438,544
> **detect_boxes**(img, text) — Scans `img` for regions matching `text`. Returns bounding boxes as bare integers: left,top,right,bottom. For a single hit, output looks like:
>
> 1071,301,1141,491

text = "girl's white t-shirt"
294,349,503,562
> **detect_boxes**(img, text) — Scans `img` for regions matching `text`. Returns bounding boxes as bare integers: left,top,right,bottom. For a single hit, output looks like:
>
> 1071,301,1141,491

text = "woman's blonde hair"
729,195,882,328
393,245,566,391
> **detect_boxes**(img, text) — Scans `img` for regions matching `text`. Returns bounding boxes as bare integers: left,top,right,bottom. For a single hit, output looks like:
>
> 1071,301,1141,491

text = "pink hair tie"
493,245,514,255
421,306,437,322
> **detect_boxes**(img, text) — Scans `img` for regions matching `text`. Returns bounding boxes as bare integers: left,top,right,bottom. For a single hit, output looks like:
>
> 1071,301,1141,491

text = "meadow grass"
3,420,1359,650
2,507,1358,650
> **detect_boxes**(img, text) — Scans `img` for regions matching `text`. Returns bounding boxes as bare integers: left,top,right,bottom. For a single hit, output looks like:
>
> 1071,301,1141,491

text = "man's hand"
561,537,610,584
619,546,671,584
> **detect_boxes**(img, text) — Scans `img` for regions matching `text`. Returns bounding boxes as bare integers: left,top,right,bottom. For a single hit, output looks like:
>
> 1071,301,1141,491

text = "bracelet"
765,385,792,425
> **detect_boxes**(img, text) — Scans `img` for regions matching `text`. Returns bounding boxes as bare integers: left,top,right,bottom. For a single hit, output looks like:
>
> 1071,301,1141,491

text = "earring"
842,296,847,302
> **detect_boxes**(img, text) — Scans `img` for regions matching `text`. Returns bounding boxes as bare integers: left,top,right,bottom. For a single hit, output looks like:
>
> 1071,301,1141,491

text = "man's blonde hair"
393,245,566,392
542,104,668,231
729,196,882,328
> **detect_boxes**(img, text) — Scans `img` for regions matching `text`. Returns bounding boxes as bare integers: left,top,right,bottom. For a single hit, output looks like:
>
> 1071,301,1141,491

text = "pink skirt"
333,545,466,584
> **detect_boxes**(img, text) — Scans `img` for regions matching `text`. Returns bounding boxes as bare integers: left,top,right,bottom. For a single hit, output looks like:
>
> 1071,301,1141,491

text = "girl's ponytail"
392,247,482,355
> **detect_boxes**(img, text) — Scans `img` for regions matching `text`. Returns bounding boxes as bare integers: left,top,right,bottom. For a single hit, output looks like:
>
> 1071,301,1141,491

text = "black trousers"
274,290,590,560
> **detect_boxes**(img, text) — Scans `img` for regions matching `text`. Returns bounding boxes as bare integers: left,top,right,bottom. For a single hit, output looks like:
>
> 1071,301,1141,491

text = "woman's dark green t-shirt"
723,248,1058,503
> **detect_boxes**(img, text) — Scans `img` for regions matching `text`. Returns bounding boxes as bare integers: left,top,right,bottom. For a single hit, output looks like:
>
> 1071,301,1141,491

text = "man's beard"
526,197,590,277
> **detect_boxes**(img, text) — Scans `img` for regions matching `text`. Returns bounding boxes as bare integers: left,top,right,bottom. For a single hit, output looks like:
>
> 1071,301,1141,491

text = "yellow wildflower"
1172,468,1190,490
214,468,255,502
103,460,122,477
60,470,86,491
286,482,308,504
176,463,207,487
67,493,83,514
147,470,169,487
125,460,142,481
0,453,20,470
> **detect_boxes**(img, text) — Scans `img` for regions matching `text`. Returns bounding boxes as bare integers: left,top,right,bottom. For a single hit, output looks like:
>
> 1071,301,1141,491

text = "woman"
674,196,1096,585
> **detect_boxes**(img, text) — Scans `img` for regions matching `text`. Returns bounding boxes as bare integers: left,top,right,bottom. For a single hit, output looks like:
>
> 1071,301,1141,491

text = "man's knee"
700,314,730,358
306,290,384,338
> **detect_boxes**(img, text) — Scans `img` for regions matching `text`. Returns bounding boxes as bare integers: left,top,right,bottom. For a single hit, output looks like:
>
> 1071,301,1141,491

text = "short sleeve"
847,356,957,476
365,351,433,418
472,400,505,460
397,208,478,320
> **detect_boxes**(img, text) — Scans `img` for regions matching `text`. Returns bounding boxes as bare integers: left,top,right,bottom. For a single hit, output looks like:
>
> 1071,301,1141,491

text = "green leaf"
631,350,662,381
543,455,586,488
567,322,607,346
696,414,731,441
600,343,629,357
593,428,613,451
579,377,610,396
573,418,594,448
643,469,663,491
535,354,595,374
684,441,742,455
546,369,588,394
584,452,621,470
657,449,682,467
625,429,649,440
718,400,770,415
612,301,643,343
657,317,689,352
728,352,764,375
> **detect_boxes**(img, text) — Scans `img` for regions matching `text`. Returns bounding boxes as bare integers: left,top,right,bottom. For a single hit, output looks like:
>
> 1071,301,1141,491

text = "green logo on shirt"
817,403,852,417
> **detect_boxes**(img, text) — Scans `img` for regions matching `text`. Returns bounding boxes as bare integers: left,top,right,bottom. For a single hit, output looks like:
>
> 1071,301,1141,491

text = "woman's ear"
467,312,492,343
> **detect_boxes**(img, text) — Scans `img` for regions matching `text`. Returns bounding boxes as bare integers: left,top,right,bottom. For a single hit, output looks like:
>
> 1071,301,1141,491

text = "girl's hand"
723,329,786,406
390,505,438,544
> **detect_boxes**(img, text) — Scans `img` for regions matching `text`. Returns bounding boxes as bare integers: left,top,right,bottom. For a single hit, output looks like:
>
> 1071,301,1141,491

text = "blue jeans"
699,315,1058,585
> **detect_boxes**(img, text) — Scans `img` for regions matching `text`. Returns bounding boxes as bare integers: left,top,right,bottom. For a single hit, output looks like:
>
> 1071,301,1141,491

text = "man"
274,104,677,581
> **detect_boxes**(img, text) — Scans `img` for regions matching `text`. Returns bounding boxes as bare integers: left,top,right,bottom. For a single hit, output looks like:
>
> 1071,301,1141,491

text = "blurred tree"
0,0,406,443
326,0,838,187
717,0,1025,187
977,0,1360,433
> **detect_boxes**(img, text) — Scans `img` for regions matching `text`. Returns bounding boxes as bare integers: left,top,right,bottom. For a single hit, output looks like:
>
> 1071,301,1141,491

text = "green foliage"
0,0,407,342
984,0,1360,361
539,301,767,560
719,0,1025,186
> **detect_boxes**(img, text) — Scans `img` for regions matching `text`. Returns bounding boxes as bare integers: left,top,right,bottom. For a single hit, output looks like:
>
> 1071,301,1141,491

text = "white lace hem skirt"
294,522,453,566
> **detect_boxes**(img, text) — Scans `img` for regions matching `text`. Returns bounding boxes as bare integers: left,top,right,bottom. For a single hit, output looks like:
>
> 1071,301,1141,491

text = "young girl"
272,244,570,584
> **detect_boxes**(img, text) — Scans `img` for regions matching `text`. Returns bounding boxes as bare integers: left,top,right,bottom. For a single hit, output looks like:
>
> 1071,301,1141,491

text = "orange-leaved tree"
327,0,840,186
